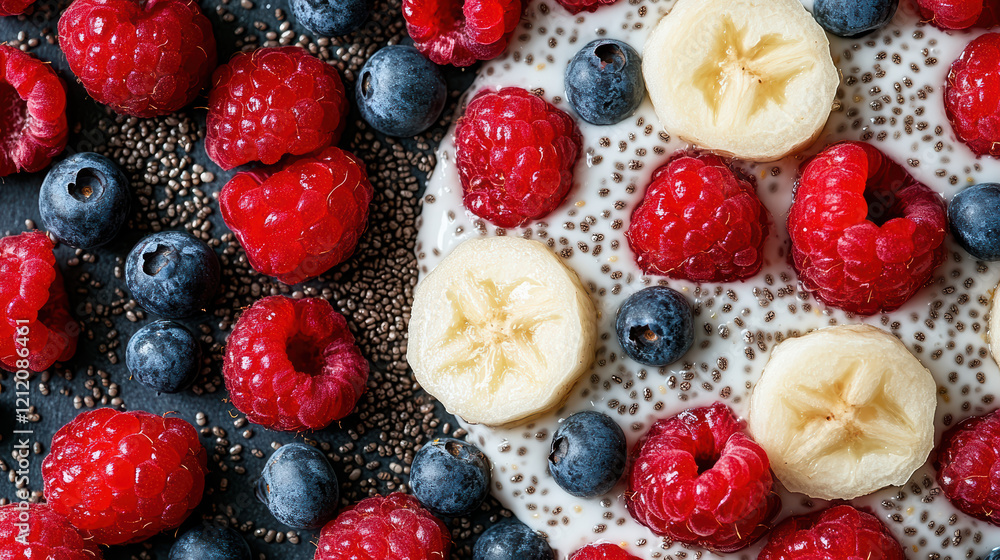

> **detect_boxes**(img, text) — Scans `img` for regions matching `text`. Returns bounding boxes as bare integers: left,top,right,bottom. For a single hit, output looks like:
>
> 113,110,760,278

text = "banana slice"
748,325,936,501
407,237,597,426
990,285,1000,367
642,0,839,162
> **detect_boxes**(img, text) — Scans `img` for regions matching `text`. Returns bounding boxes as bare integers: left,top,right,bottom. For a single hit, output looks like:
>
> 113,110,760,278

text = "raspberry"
758,505,905,560
0,232,77,373
455,87,582,228
315,493,451,560
41,408,207,546
0,0,32,16
223,296,368,432
0,503,102,560
625,402,779,552
569,543,642,560
205,46,349,170
0,45,68,177
58,0,216,118
934,408,1000,524
403,0,521,67
219,146,373,285
554,0,617,14
625,152,770,282
787,141,947,315
916,0,998,29
945,33,1000,157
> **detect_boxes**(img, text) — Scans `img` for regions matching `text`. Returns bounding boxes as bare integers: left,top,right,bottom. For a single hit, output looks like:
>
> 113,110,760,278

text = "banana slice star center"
692,15,814,125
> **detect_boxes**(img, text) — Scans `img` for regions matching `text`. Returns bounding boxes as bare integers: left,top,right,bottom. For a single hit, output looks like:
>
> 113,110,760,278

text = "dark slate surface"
0,1,493,558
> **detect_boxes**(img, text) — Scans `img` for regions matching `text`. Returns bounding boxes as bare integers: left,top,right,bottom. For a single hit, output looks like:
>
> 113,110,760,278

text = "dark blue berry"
565,39,644,126
126,320,201,393
411,437,491,517
812,0,898,37
548,411,626,498
290,0,371,37
615,286,694,366
949,183,1000,261
356,46,447,137
473,518,553,560
169,523,252,560
256,443,339,530
38,152,130,249
125,231,220,319
985,547,1000,560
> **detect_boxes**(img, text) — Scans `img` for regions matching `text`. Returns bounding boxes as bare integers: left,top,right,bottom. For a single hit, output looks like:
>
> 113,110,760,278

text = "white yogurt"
415,1,1000,558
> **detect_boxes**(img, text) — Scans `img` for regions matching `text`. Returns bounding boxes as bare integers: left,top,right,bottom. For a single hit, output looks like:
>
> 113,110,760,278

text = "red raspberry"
315,493,451,560
0,232,77,373
945,33,1000,157
916,0,998,29
0,45,68,177
554,0,617,14
220,147,372,285
403,0,521,67
223,296,368,432
205,46,348,170
455,87,582,228
0,503,102,560
0,0,32,16
625,152,770,282
787,141,947,315
57,0,217,118
625,402,779,553
934,408,1000,524
569,543,641,560
41,408,207,546
758,505,904,560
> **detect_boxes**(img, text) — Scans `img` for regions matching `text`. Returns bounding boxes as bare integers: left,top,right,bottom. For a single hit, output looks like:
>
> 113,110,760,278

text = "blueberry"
986,547,1000,560
125,231,220,318
548,411,626,498
356,46,447,137
256,443,339,530
169,523,252,560
38,152,130,249
411,437,491,517
615,286,694,366
812,0,898,38
126,320,201,393
473,518,553,560
950,183,1000,261
565,39,644,126
290,0,371,37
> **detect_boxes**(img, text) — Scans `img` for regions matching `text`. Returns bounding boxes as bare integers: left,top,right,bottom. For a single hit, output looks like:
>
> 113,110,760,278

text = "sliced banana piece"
748,324,936,501
407,237,597,426
642,0,839,162
990,285,1000,367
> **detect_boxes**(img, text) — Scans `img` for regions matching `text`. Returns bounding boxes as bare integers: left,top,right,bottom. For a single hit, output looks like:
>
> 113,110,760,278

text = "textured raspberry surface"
0,0,32,16
41,408,207,546
916,0,998,29
0,232,77,373
220,147,372,285
455,87,582,228
935,408,1000,524
626,152,770,282
625,402,779,552
787,141,947,315
223,296,368,432
945,33,1000,157
0,503,102,560
316,493,451,560
569,543,642,560
58,0,216,118
403,0,521,67
554,0,617,14
0,45,67,177
206,46,348,170
758,505,905,560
